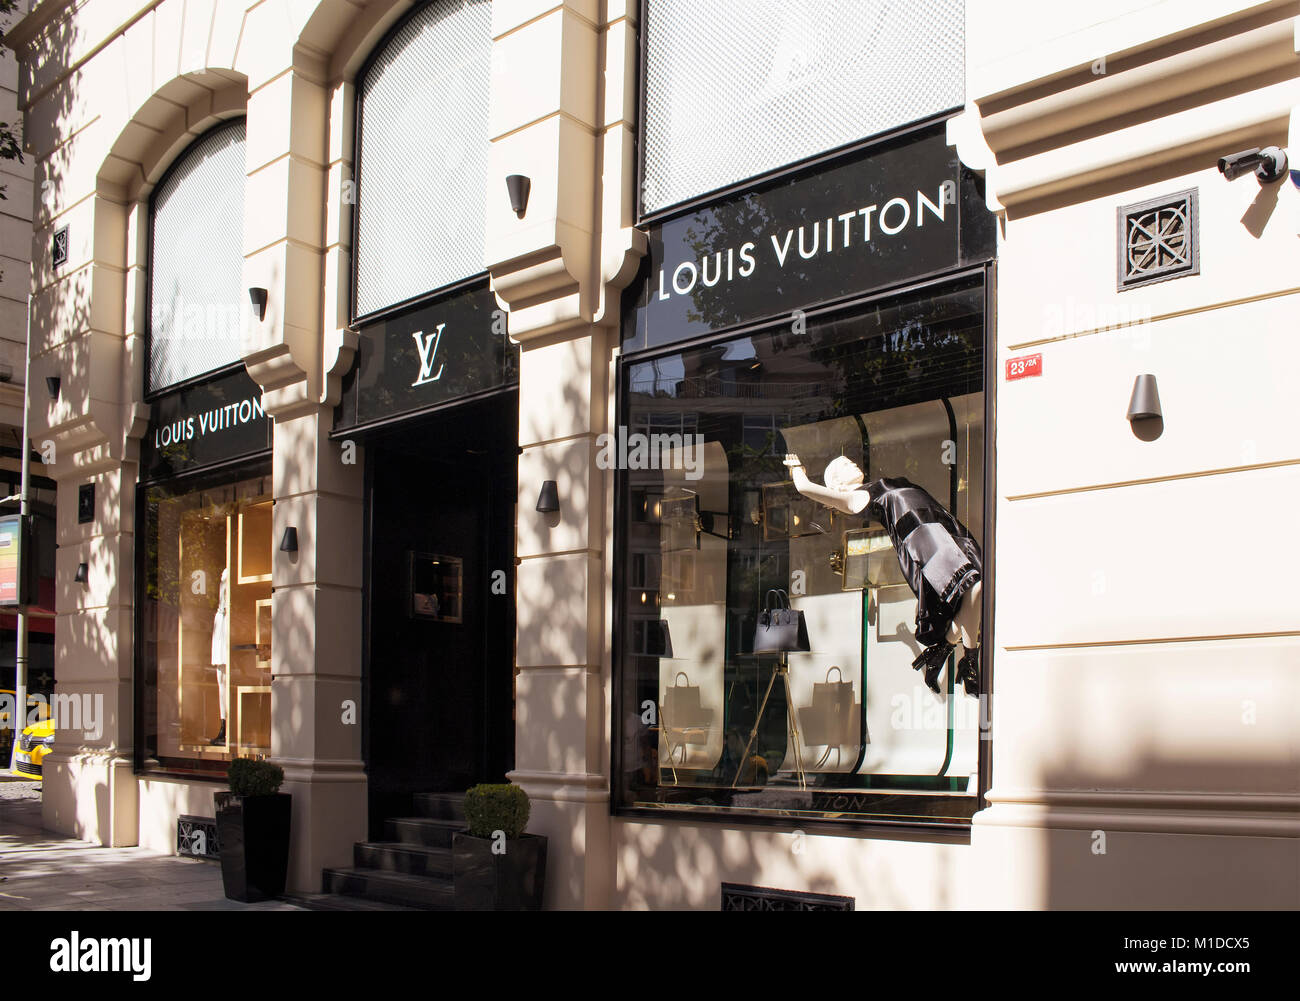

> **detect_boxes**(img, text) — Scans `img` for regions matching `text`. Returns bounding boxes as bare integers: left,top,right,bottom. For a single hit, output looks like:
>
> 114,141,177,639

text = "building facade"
7,0,1298,908
0,0,56,757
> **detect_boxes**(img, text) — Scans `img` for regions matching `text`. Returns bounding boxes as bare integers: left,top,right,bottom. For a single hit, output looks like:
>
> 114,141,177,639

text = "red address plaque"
1006,353,1042,381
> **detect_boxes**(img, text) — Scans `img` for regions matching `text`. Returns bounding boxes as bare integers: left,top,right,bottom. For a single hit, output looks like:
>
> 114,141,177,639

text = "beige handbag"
797,666,859,748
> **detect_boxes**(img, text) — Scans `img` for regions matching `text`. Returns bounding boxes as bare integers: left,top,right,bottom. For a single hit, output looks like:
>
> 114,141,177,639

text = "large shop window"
353,0,492,319
640,0,965,216
615,274,987,826
139,466,273,776
148,119,247,392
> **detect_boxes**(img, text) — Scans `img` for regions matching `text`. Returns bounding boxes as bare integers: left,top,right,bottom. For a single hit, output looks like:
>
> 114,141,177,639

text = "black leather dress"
863,477,983,694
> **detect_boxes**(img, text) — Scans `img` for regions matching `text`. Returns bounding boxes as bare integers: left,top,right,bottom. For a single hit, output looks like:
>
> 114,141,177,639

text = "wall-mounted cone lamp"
279,526,298,553
1127,374,1162,422
535,480,560,513
249,287,268,321
506,174,531,219
45,376,61,400
74,562,88,584
1127,374,1163,441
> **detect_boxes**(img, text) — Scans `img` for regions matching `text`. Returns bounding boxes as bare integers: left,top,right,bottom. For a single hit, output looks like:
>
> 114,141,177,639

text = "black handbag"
752,589,811,654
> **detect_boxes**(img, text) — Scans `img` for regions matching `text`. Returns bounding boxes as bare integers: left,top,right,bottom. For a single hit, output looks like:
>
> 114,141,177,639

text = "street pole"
12,292,31,763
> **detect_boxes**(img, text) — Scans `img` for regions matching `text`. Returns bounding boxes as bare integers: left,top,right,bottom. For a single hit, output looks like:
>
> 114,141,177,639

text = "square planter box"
214,792,292,903
452,832,547,911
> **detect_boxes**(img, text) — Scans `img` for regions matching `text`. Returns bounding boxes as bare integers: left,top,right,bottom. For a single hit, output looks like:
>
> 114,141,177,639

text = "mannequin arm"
786,457,869,515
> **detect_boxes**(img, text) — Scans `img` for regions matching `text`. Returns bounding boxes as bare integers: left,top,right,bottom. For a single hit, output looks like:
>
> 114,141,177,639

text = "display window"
614,272,989,827
138,467,273,775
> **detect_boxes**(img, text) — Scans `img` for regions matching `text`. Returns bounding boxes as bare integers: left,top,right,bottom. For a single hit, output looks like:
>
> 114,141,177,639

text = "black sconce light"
74,562,88,584
249,287,268,321
1127,373,1163,441
45,376,61,400
506,174,531,219
279,526,298,553
535,480,560,513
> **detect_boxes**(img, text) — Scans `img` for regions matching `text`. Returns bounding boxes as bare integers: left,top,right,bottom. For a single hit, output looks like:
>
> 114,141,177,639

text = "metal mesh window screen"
354,0,492,319
642,0,965,216
149,120,247,391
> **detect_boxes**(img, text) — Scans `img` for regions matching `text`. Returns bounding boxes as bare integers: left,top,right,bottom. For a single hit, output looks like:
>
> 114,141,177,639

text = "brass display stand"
731,652,807,790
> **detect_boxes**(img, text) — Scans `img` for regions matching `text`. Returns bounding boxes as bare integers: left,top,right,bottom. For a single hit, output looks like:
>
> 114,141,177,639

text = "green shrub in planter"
227,758,284,797
455,783,545,910
463,783,530,839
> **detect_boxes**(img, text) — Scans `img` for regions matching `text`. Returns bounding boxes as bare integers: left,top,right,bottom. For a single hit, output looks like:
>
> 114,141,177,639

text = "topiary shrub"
227,758,285,797
464,783,530,839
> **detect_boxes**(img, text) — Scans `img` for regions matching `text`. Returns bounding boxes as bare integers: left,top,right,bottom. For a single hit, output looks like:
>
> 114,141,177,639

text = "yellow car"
13,718,54,780
1,691,50,770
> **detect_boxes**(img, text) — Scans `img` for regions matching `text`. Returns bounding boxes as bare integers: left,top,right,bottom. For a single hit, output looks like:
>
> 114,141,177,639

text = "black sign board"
140,367,271,482
335,281,518,433
622,125,995,352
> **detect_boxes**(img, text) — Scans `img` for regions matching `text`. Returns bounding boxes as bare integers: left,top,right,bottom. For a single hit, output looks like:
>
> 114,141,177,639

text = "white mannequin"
210,568,230,745
784,453,982,649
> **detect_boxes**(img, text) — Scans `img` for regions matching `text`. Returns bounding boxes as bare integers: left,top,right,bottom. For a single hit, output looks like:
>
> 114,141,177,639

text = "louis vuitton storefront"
612,122,998,837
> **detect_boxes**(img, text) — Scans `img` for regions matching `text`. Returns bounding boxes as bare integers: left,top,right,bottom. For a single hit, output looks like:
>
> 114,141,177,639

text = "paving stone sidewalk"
0,779,303,911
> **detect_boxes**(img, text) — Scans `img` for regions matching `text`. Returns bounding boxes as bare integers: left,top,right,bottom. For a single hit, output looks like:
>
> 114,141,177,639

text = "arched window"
148,119,247,392
352,0,492,320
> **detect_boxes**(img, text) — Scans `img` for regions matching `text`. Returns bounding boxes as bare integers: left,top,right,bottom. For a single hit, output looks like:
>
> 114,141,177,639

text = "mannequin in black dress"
785,454,983,696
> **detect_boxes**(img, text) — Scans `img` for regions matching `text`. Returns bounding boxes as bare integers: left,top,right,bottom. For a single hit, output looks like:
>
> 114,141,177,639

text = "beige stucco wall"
963,0,1300,909
9,0,1298,908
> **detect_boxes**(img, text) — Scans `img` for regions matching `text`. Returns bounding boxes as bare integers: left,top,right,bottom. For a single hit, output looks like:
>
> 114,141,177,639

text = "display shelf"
237,501,273,584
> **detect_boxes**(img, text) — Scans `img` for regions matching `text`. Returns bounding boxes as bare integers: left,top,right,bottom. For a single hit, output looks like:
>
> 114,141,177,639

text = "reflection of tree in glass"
681,193,776,331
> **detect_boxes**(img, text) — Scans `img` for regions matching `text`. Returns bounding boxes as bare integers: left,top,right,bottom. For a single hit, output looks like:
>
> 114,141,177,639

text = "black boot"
209,720,226,745
955,647,980,697
911,642,953,695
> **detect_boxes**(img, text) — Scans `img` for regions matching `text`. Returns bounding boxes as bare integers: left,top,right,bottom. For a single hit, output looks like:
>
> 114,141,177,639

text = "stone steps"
312,792,466,910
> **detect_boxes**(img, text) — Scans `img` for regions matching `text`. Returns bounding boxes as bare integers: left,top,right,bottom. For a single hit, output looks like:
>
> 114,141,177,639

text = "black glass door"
362,393,517,832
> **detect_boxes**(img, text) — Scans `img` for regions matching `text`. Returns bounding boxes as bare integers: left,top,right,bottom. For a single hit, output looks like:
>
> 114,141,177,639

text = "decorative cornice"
969,2,1300,216
243,343,315,421
2,0,76,55
508,768,610,804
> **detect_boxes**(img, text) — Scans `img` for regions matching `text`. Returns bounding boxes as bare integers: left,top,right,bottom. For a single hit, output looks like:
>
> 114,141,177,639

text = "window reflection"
618,275,986,823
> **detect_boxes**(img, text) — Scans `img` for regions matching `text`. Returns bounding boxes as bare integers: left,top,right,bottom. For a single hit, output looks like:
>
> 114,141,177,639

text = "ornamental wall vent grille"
721,882,854,911
177,815,220,860
1117,188,1199,291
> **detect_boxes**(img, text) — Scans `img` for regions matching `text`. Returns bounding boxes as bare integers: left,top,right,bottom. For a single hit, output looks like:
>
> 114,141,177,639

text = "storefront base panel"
970,809,1300,909
41,751,139,848
137,775,228,855
612,818,979,910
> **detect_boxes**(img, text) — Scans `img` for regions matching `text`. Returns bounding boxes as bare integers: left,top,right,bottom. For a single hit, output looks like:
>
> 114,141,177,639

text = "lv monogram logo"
411,324,446,387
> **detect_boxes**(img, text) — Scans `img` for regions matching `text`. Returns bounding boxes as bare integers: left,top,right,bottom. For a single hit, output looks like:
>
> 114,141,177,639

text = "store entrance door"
362,392,517,834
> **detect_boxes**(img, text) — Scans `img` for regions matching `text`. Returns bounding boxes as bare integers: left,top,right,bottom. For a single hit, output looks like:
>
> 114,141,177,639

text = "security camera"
1217,146,1288,183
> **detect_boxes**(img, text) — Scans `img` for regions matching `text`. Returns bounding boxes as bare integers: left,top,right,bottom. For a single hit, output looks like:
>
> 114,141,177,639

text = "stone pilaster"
487,0,644,909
